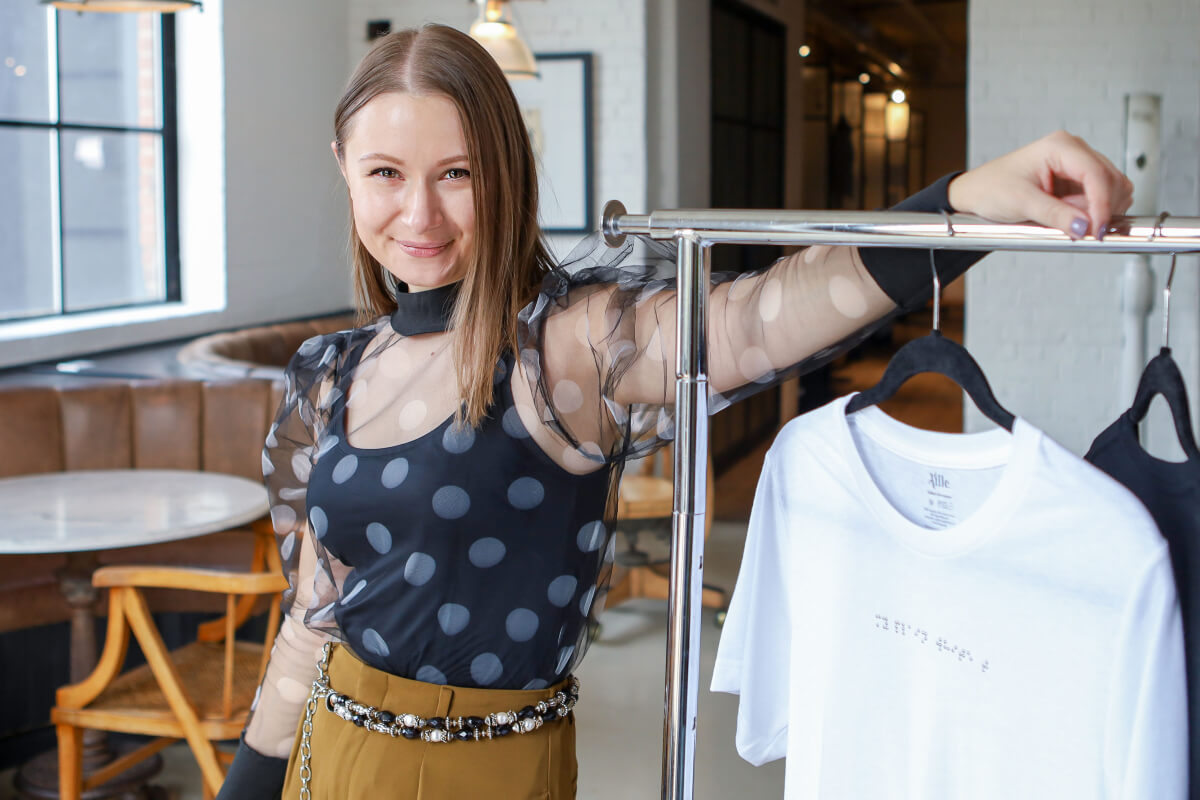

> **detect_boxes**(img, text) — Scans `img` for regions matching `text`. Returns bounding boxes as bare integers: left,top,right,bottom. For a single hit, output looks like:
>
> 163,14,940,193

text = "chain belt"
298,643,580,800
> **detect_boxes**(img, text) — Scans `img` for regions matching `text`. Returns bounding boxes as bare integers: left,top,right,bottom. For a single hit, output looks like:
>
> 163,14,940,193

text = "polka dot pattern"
416,665,447,685
547,575,578,607
522,678,549,691
331,454,358,484
470,653,503,686
442,424,475,454
469,537,506,568
340,580,366,605
309,506,328,539
432,486,470,519
381,457,409,489
437,603,470,636
501,406,531,439
404,552,436,586
506,608,539,642
363,628,390,658
366,522,392,554
577,521,605,552
507,477,545,510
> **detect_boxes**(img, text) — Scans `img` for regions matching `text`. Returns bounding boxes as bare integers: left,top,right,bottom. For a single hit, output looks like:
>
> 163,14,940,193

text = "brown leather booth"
0,379,282,633
176,314,355,378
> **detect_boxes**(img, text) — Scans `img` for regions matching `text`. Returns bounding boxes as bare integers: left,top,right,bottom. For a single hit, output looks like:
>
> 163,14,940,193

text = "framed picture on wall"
510,53,594,233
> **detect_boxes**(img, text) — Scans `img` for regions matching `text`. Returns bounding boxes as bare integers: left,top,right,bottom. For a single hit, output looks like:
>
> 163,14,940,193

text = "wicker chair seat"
53,640,266,740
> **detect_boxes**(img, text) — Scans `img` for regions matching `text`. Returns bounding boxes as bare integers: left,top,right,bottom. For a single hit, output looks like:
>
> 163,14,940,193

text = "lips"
395,239,451,258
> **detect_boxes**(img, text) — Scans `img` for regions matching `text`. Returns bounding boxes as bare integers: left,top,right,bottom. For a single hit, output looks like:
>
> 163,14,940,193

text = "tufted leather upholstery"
176,314,355,379
0,378,283,632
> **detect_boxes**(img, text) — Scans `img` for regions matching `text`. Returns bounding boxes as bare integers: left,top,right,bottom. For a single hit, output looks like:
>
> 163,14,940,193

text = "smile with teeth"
396,239,451,257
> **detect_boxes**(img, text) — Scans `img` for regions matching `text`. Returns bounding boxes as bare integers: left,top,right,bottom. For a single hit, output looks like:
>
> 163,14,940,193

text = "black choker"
388,281,461,336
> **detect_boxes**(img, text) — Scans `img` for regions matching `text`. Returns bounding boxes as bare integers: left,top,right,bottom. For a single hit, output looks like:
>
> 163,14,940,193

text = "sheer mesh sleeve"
241,333,360,757
518,237,903,463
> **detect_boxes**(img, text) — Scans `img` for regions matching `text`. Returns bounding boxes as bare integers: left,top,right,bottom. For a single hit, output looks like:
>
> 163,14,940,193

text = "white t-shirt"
711,396,1187,800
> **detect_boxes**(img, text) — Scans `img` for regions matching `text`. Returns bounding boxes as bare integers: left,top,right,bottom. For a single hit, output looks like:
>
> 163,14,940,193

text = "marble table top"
0,470,269,554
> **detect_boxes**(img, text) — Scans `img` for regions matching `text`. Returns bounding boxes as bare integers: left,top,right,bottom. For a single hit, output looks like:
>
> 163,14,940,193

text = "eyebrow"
357,153,469,167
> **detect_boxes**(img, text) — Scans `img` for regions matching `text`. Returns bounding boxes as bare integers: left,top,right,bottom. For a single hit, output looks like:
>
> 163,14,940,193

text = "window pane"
0,127,58,320
58,12,161,129
0,5,53,123
61,130,165,312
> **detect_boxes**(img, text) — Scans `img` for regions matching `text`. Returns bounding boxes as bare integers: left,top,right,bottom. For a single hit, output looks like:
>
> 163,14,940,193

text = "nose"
402,180,442,234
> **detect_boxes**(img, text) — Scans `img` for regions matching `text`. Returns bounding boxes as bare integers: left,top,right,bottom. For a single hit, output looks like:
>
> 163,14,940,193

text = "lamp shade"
469,0,538,80
42,0,201,10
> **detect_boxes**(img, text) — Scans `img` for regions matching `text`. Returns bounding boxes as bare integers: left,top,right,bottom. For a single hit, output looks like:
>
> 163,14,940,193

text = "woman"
218,23,1132,800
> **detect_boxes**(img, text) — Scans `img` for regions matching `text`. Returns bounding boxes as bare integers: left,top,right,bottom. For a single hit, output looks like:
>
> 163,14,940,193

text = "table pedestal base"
13,739,164,800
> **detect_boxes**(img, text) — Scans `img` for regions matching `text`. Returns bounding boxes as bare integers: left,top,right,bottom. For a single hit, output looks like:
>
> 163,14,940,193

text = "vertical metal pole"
663,234,710,800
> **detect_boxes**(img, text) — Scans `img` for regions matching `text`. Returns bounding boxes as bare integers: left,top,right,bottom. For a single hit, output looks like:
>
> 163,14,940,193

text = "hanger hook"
1153,212,1178,349
929,210,953,334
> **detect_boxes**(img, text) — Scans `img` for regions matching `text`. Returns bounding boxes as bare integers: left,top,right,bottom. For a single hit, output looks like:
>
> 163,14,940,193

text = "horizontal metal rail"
619,201,1200,800
601,201,1200,253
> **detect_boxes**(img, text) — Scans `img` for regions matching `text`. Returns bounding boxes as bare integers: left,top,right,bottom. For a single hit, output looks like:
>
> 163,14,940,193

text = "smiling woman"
213,21,1134,800
335,93,476,292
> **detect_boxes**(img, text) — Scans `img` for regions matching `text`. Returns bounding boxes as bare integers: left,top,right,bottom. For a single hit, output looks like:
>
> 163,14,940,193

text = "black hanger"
1128,347,1200,462
845,241,1016,431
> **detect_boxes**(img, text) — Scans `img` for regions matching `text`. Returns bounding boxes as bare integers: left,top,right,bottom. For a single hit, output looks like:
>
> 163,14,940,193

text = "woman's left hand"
947,130,1134,240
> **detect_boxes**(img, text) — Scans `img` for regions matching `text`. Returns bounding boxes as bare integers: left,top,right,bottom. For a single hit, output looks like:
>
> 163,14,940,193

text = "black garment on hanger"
844,330,1016,430
1086,347,1200,799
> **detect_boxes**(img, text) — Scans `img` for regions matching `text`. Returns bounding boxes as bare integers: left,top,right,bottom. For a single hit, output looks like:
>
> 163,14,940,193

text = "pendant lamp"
41,0,201,12
469,0,538,80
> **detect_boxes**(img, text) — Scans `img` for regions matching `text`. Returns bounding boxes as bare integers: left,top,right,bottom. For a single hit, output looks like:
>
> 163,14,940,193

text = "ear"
331,141,347,180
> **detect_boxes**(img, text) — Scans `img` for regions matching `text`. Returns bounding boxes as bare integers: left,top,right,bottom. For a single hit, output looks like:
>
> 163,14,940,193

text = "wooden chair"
52,520,288,800
607,445,728,616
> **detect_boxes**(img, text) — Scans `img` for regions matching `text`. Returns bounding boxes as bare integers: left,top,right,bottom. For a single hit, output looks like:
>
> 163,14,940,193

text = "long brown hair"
333,25,554,427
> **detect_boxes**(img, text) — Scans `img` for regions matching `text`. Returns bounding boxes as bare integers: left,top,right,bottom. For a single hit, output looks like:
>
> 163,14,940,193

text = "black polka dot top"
263,226,961,692
305,339,610,689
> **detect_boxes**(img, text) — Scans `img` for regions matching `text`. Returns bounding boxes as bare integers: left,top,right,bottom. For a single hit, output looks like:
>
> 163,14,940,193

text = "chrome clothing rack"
598,202,1200,800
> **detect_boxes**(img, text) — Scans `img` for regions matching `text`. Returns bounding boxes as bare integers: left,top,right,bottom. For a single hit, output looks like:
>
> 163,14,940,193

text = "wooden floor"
713,306,965,521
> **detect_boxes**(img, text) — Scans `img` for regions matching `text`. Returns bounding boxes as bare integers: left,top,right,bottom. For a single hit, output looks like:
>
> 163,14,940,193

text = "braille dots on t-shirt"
432,486,470,519
469,537,506,568
507,477,544,510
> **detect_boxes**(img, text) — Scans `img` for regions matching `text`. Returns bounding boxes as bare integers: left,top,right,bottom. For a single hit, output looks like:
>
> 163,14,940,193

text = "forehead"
344,92,467,158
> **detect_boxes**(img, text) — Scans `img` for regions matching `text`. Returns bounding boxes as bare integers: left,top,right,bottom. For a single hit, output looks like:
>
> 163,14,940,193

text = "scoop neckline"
835,394,1039,557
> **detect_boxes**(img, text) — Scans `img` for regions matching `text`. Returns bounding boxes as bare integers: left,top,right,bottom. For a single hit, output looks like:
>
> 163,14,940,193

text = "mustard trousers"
282,645,578,799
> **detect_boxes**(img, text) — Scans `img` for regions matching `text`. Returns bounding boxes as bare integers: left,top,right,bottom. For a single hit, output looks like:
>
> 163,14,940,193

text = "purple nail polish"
1070,217,1088,238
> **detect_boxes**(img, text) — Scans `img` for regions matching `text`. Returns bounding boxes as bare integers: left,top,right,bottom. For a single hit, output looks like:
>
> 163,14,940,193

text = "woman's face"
336,92,475,292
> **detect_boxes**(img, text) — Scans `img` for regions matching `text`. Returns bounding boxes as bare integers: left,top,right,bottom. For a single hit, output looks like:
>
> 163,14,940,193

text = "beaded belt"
298,643,580,800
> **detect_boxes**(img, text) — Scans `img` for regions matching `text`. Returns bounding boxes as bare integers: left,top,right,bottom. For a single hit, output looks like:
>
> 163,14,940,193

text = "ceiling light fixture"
42,0,201,11
469,0,538,80
858,72,871,85
798,44,812,58
891,89,906,104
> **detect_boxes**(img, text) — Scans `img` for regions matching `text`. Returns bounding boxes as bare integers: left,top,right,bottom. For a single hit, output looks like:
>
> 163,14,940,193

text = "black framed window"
0,5,179,323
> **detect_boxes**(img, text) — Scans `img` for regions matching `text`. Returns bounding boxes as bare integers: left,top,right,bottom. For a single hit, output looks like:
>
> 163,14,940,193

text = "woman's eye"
369,167,399,179
445,167,470,180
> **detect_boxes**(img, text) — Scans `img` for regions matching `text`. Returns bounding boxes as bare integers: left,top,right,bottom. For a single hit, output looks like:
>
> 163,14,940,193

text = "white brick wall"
965,0,1200,456
345,0,648,260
